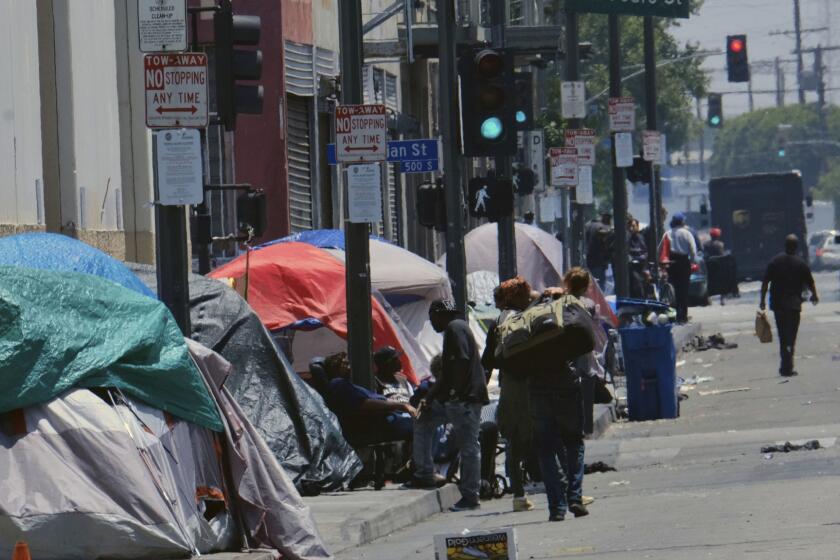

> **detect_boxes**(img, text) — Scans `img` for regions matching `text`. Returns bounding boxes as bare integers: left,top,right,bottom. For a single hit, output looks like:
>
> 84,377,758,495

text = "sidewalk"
307,320,703,557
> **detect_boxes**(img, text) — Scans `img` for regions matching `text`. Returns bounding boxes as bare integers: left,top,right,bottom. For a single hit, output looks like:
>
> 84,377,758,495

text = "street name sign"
643,130,662,162
155,129,202,206
550,147,578,187
566,0,690,19
144,53,208,128
561,82,586,119
565,129,597,166
347,164,383,223
335,105,388,163
609,97,636,132
138,0,187,52
327,138,439,172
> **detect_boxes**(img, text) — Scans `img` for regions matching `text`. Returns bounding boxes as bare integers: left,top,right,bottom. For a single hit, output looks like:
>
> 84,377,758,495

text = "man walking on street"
411,300,488,511
760,235,819,377
585,212,613,290
659,212,696,323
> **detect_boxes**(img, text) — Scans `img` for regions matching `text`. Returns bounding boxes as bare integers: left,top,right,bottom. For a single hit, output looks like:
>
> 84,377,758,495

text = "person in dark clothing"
627,218,648,298
659,212,697,323
703,227,726,257
412,299,489,511
322,352,417,445
585,213,613,290
760,235,819,377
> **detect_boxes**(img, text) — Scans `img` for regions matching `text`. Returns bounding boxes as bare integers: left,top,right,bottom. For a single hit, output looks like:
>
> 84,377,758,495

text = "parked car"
814,232,840,270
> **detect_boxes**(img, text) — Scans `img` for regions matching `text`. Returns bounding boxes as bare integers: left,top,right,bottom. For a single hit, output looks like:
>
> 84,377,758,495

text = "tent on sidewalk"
0,267,331,560
209,242,421,383
129,263,363,493
270,230,452,373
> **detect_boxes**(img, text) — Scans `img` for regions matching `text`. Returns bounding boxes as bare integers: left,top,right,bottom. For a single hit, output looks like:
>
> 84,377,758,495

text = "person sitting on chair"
322,352,416,446
373,346,415,404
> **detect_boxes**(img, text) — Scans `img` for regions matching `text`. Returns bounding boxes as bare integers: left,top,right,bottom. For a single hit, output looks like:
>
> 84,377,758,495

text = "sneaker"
401,476,438,490
569,502,590,517
449,498,480,512
513,497,534,512
548,511,565,522
581,495,595,506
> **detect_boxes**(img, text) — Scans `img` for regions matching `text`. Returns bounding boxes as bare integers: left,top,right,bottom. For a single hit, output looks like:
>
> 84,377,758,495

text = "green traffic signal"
515,110,527,124
778,148,786,157
709,115,721,127
481,117,504,140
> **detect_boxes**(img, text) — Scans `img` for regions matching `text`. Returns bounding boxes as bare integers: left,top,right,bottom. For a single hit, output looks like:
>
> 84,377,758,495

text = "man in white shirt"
659,212,696,323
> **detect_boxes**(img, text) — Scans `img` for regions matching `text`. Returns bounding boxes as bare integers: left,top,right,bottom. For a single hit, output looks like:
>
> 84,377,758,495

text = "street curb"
334,484,461,553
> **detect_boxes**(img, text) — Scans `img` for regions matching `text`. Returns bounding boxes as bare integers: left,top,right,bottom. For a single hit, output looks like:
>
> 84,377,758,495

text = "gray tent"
128,264,362,493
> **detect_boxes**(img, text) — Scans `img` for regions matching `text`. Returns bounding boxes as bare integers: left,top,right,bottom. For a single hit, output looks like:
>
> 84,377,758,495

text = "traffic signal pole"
643,16,662,262
490,0,517,282
439,0,469,315
338,0,375,390
609,14,629,298
564,6,583,268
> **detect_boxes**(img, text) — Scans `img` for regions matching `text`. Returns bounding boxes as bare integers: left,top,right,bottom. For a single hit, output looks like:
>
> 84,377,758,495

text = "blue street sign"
327,139,439,173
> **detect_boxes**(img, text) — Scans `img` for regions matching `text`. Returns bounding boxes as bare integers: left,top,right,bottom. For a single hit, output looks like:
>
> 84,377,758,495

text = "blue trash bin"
619,325,677,421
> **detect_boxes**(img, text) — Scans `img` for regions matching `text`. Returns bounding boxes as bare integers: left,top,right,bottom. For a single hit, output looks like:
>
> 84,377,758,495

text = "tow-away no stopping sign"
144,53,208,128
334,105,388,163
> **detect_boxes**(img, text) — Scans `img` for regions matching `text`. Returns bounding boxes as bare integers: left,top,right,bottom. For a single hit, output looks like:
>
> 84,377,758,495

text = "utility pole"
439,0,469,314
491,0,517,281
775,56,785,107
747,68,755,112
794,0,806,104
609,14,628,298
643,16,661,261
564,5,583,267
695,97,705,182
816,45,827,134
338,0,374,390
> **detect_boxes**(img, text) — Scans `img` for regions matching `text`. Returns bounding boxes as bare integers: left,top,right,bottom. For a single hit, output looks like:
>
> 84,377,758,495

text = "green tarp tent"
0,266,222,431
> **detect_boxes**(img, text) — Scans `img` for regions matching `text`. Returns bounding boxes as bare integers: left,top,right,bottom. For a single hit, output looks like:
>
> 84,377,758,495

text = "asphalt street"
341,273,840,559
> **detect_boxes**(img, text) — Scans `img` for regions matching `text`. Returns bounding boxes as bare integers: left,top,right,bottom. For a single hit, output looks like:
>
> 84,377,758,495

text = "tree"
538,11,708,207
708,103,840,189
814,158,840,224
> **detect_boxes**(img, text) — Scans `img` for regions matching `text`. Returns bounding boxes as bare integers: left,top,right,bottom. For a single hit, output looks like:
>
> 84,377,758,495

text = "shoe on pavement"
402,476,439,490
513,497,534,512
548,511,565,522
569,502,590,517
449,498,480,512
780,370,799,377
581,495,595,506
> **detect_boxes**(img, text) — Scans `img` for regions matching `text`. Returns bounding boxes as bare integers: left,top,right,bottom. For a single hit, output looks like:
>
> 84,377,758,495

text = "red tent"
209,242,417,383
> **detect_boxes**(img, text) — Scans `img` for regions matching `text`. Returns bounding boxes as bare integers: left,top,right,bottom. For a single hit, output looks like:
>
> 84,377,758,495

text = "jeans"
506,432,528,498
414,400,482,503
530,387,586,514
774,309,801,374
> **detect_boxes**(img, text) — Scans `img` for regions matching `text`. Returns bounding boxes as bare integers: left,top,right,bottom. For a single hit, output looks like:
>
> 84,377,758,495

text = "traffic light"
513,167,535,195
777,140,787,157
625,156,652,185
468,176,513,222
707,93,723,128
726,35,749,83
417,179,446,232
214,0,264,130
513,72,534,130
458,47,516,157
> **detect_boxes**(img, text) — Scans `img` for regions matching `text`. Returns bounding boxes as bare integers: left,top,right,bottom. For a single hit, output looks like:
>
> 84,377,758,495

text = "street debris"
584,461,617,474
682,333,738,353
680,375,715,386
760,440,821,454
609,480,630,487
764,454,774,460
698,387,751,396
779,379,790,384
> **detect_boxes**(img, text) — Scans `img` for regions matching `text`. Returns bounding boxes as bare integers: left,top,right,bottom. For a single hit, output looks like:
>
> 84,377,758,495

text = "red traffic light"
729,38,744,53
475,49,504,79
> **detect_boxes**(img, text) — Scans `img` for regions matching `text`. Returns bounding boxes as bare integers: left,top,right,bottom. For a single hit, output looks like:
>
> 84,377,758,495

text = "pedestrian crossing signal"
469,177,513,222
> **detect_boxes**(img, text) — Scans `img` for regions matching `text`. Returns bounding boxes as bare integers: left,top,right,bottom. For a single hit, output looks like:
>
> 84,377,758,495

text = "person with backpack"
482,276,536,513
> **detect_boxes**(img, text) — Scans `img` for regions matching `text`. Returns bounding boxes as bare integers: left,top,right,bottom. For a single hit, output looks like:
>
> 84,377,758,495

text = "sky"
670,0,839,118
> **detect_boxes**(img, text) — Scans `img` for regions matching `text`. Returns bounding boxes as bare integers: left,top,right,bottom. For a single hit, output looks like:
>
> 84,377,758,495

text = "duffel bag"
494,295,596,373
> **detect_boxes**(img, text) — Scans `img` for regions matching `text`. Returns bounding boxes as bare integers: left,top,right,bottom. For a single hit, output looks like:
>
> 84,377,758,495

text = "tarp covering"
209,242,417,384
0,232,156,298
129,263,362,492
0,266,222,431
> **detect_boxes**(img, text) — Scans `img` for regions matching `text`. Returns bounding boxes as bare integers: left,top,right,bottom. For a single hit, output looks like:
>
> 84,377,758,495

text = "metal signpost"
138,0,187,52
144,53,208,128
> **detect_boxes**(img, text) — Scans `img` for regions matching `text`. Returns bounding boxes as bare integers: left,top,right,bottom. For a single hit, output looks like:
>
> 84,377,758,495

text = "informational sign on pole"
576,165,594,204
614,132,634,168
434,528,517,560
643,130,663,163
138,0,187,53
565,129,597,166
561,81,586,119
144,53,208,128
154,129,203,205
524,130,546,192
550,147,578,187
609,97,636,132
346,163,383,222
335,104,388,163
